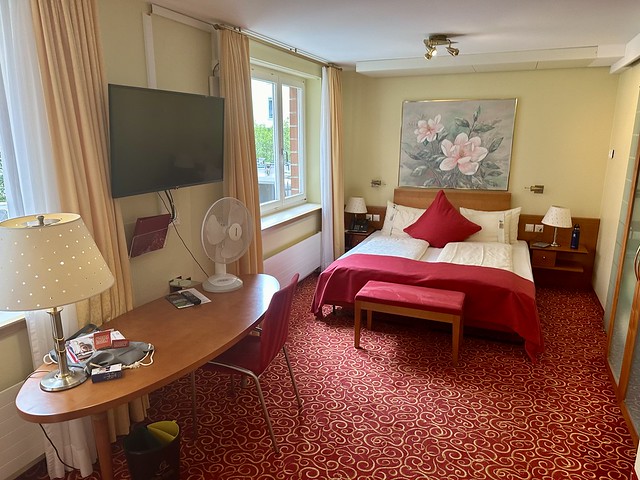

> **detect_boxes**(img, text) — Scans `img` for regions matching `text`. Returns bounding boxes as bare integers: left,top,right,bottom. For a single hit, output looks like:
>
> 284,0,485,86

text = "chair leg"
282,346,302,407
190,371,198,439
247,371,280,454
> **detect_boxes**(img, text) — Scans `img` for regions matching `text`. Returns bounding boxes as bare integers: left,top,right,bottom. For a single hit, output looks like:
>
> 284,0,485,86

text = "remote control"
180,290,201,305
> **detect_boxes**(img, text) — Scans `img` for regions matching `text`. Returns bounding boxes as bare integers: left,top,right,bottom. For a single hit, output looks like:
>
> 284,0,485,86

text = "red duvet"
311,254,543,362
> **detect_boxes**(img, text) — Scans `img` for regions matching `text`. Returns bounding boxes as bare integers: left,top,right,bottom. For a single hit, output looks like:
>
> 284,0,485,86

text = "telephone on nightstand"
349,218,369,233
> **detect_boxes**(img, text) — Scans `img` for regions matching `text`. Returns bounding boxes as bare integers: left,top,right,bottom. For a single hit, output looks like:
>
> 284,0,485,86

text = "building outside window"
251,67,305,214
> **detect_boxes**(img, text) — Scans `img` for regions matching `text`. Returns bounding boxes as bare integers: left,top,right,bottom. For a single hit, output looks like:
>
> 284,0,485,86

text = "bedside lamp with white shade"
0,213,114,392
345,197,368,232
541,205,572,247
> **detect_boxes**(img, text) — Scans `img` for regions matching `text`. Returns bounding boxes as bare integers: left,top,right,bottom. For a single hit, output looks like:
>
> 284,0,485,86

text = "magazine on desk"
67,330,126,363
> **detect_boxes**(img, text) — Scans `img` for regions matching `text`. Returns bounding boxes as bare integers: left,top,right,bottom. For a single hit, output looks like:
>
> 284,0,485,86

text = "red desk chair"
206,273,301,453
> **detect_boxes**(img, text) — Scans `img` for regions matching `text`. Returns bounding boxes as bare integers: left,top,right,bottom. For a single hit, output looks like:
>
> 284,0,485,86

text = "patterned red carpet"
19,274,636,479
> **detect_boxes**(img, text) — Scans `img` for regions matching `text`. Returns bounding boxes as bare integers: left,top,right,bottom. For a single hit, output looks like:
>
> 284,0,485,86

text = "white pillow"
460,209,507,244
390,208,419,237
380,201,396,236
460,207,521,244
380,202,426,237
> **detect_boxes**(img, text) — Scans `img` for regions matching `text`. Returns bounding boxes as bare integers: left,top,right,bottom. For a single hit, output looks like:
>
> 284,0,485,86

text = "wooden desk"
15,274,279,480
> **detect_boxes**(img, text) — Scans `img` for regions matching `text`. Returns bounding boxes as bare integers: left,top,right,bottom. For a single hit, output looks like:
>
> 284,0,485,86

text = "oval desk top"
16,274,280,423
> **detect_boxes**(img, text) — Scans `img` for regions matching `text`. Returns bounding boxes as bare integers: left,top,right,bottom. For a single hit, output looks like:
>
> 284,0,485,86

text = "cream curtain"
218,28,264,274
327,66,345,256
29,0,146,476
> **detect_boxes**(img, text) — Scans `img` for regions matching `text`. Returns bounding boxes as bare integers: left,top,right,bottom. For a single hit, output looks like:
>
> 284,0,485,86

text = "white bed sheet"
345,231,534,282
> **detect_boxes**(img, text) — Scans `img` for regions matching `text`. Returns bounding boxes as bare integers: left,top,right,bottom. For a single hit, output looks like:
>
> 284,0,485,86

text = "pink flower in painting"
439,133,489,175
414,115,444,143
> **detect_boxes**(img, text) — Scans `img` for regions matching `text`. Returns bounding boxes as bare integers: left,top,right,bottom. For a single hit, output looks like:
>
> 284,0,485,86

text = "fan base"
202,274,243,293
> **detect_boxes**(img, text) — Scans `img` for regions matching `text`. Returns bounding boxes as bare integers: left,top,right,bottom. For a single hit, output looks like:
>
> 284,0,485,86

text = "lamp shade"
541,206,572,229
345,197,367,214
0,213,115,312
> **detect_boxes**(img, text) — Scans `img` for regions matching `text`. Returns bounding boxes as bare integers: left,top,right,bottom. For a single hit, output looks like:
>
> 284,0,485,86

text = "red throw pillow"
403,190,481,247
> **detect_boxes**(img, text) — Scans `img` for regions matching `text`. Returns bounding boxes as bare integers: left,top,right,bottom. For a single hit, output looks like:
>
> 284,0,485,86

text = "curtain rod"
150,5,341,69
213,23,340,70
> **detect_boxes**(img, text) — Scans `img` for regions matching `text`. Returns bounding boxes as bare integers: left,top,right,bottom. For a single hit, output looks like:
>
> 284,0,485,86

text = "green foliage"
254,121,291,165
254,123,274,164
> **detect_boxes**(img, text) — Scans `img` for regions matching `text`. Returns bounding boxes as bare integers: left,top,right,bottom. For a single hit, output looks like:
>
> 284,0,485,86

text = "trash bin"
123,421,180,480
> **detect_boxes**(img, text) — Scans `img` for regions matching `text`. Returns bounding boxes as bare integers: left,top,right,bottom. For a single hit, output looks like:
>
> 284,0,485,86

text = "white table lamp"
541,206,572,247
0,213,114,392
344,197,367,215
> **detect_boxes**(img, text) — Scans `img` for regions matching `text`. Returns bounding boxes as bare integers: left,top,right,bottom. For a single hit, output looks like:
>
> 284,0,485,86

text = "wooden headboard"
393,187,511,211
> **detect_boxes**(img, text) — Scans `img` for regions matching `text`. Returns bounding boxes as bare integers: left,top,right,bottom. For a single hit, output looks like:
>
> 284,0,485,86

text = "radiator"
264,232,321,287
0,382,43,479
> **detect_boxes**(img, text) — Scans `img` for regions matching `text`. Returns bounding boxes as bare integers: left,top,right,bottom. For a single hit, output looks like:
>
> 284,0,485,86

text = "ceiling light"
446,41,459,56
424,34,459,60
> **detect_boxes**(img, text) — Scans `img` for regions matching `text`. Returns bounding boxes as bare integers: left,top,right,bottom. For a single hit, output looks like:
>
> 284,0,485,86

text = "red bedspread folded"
311,254,543,362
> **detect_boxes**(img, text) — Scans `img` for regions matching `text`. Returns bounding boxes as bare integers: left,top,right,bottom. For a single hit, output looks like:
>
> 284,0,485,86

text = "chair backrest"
259,273,299,370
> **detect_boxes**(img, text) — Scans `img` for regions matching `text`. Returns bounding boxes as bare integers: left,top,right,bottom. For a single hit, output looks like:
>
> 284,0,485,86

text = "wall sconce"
528,185,544,194
370,179,385,188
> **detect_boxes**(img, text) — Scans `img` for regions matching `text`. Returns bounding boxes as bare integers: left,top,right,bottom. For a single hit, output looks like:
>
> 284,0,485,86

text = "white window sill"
0,311,25,331
261,203,321,231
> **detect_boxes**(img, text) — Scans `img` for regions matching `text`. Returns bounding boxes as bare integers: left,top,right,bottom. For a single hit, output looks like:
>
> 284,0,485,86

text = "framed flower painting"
399,98,516,190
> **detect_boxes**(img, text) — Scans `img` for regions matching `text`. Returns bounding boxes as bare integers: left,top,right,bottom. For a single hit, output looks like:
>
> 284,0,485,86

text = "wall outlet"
365,214,373,221
372,214,380,222
524,224,534,232
534,224,544,233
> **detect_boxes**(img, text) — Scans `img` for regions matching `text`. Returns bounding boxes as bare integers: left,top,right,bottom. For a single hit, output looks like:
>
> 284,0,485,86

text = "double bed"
311,188,543,362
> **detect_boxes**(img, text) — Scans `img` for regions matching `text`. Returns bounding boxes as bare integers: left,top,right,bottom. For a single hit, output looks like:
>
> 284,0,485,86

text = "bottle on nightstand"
571,224,580,249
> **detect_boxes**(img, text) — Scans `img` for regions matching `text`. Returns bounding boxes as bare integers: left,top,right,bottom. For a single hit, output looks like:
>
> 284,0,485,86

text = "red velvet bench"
354,281,465,366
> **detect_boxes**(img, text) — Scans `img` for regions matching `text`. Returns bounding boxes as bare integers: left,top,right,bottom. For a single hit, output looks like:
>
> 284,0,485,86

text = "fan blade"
204,214,226,245
227,201,246,226
220,238,245,259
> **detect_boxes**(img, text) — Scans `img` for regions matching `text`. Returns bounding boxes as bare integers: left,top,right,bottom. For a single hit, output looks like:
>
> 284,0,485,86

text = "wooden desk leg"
354,302,362,348
91,412,114,480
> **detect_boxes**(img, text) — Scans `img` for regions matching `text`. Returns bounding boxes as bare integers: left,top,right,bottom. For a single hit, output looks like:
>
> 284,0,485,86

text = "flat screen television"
108,84,224,198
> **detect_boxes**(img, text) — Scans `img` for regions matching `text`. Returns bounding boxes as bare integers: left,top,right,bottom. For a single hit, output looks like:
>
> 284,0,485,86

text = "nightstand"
345,226,376,250
529,242,591,288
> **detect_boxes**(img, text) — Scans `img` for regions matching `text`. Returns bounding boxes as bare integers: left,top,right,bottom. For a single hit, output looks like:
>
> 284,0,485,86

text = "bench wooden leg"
452,315,462,366
366,310,373,330
354,302,362,348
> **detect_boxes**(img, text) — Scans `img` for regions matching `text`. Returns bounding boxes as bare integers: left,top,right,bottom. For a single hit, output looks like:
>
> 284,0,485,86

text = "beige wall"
343,67,632,307
98,1,323,305
99,0,221,306
595,63,640,305
343,68,618,217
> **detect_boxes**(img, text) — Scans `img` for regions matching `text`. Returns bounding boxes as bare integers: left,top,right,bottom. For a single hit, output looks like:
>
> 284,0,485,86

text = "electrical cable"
23,371,79,472
158,191,211,278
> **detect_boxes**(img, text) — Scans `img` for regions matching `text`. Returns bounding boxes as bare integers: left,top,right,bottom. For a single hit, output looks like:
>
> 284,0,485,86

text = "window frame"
251,66,306,216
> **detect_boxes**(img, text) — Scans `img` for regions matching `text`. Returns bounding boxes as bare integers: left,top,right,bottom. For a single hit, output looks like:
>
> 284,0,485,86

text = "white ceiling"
151,0,640,76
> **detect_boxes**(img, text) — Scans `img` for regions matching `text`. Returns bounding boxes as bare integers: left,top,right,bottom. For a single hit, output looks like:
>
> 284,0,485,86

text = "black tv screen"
108,84,224,198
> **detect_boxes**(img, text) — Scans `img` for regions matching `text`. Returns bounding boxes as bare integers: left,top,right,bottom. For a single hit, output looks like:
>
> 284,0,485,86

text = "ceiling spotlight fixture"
423,34,459,60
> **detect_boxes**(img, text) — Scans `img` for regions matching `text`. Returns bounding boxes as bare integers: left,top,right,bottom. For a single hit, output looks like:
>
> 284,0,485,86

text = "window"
0,153,7,221
252,68,305,214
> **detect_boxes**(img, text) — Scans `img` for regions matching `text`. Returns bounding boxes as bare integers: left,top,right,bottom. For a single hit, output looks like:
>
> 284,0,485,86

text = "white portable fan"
201,197,254,292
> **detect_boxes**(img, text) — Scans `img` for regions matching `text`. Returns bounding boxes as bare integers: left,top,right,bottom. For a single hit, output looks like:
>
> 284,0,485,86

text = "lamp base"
40,366,88,392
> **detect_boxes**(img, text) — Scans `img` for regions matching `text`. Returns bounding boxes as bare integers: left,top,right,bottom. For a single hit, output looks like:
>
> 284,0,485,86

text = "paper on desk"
178,288,211,304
